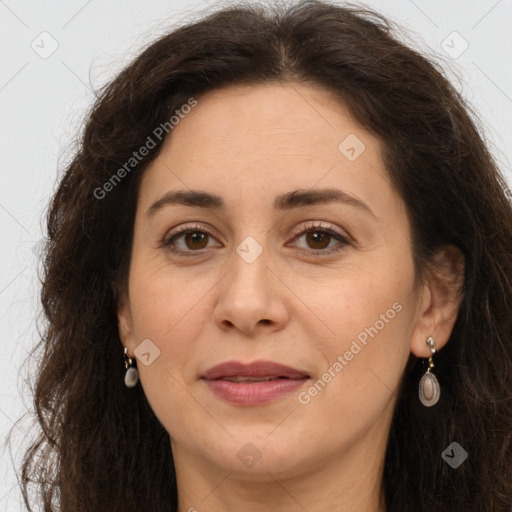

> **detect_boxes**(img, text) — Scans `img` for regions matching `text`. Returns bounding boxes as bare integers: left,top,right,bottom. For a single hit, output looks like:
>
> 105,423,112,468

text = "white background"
1,0,511,510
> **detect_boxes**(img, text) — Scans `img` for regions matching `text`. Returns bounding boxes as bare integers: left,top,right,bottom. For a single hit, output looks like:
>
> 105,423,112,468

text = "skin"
118,82,464,511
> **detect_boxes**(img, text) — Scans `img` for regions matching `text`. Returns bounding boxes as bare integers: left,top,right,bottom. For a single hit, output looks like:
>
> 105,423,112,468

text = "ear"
410,244,465,358
117,294,135,355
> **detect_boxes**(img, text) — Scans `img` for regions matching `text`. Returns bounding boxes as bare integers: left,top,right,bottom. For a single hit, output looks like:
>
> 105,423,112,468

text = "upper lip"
202,360,310,380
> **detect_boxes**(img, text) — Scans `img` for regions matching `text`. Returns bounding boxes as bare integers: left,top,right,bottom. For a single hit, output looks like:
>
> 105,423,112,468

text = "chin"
196,431,316,480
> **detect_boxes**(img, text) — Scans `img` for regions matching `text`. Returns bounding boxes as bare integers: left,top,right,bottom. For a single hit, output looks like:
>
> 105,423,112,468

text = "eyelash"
161,221,351,257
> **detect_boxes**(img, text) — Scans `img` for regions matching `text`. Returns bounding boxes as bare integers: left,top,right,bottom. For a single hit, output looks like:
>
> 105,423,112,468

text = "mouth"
201,360,311,406
202,360,310,381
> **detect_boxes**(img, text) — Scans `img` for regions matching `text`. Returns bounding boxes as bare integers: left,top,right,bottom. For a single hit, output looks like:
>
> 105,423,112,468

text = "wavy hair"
10,1,512,510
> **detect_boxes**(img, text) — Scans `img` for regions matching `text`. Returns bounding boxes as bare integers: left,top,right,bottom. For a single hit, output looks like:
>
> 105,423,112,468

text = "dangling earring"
418,336,440,406
123,347,139,388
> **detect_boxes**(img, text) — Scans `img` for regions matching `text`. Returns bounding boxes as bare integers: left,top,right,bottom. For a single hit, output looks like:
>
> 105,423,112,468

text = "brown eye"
162,224,219,255
182,231,209,250
304,231,332,250
162,222,350,257
290,222,350,256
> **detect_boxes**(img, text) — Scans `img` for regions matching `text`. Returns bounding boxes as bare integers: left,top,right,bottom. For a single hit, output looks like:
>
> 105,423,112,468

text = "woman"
15,0,512,510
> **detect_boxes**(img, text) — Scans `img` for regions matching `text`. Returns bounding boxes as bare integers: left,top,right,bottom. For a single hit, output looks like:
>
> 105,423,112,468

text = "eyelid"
288,220,350,240
162,222,221,245
286,220,352,255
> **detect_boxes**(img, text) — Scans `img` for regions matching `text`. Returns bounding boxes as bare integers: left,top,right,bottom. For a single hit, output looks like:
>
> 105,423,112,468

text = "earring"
418,336,440,407
123,347,139,388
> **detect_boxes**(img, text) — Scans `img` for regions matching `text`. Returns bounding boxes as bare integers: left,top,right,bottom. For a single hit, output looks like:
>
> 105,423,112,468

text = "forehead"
138,82,397,220
170,82,358,148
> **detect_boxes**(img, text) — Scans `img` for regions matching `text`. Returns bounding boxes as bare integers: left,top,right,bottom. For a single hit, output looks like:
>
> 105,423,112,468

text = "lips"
202,360,310,406
202,360,310,380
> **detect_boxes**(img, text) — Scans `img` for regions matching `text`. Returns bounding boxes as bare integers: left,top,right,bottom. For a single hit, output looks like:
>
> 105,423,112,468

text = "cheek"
126,262,213,385
128,251,213,333
126,264,211,430
302,254,414,391
296,294,412,440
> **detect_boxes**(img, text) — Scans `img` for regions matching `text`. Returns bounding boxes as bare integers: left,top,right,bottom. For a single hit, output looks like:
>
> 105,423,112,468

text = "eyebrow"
146,188,376,218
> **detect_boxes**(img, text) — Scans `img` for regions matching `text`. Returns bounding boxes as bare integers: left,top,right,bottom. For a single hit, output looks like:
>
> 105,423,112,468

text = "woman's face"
118,82,433,481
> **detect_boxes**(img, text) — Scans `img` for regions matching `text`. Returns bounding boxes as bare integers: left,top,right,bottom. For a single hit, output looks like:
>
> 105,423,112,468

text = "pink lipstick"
202,360,310,406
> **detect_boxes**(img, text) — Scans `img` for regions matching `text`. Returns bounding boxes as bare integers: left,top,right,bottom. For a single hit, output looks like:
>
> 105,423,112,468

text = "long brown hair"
10,1,512,510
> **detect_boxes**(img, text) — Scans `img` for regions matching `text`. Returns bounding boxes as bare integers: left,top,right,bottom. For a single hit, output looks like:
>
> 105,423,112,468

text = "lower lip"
203,377,309,406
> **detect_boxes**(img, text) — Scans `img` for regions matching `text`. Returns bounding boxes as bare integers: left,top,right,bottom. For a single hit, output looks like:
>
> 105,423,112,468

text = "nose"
213,242,290,336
